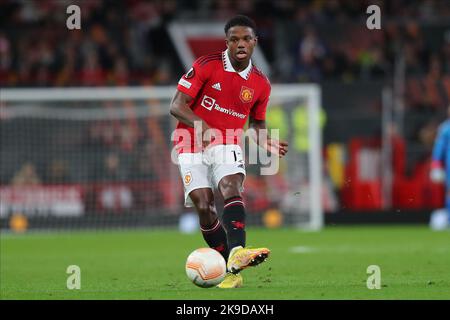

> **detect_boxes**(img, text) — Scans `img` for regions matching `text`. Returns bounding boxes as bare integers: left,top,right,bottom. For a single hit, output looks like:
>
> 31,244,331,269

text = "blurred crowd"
1,0,449,87
1,0,450,213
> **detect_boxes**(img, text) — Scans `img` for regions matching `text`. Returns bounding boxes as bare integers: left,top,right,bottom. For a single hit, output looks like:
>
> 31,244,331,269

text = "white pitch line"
289,246,316,254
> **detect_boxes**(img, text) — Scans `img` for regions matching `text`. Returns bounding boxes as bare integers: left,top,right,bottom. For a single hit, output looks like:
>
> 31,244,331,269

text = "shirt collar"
222,50,252,80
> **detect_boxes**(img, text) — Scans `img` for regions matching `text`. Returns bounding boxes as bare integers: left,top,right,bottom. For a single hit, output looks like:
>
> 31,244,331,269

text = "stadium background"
1,0,450,231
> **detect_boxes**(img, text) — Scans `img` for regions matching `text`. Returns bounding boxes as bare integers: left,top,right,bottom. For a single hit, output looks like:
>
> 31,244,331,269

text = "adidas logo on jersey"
212,83,221,91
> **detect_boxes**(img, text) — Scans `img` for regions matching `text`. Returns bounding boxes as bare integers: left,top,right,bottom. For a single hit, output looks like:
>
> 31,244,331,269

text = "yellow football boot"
217,272,243,289
227,246,270,274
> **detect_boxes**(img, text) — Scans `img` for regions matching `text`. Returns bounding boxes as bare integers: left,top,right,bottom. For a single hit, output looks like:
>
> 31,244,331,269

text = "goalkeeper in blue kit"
430,106,450,225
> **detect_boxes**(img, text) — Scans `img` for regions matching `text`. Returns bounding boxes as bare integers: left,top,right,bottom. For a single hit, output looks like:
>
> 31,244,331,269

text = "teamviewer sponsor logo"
214,105,246,119
201,95,246,119
201,95,216,111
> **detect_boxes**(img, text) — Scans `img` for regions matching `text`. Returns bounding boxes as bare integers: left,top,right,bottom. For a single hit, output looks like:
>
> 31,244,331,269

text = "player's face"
225,26,257,63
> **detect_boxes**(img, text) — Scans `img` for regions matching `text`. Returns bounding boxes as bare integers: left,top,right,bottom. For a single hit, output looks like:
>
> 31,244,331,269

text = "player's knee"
194,199,217,219
219,179,242,198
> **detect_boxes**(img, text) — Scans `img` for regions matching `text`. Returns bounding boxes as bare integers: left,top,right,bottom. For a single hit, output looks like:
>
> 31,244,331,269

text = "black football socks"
222,196,246,251
200,217,229,261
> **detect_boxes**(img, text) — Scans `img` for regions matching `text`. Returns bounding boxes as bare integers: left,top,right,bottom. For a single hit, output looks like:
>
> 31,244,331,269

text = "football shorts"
177,144,246,207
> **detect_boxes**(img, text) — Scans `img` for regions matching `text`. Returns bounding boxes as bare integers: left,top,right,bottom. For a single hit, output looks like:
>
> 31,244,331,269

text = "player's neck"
231,60,250,72
227,51,250,72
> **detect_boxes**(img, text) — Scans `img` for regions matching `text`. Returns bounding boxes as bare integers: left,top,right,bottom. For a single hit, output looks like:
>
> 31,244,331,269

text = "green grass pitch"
1,225,449,300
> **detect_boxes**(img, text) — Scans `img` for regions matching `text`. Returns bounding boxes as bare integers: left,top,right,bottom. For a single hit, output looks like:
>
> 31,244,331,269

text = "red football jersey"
173,50,271,153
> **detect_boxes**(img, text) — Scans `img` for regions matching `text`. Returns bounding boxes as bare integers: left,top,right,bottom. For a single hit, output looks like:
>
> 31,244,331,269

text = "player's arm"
170,90,211,147
169,90,209,129
430,124,448,182
248,82,288,158
170,59,212,144
249,116,288,158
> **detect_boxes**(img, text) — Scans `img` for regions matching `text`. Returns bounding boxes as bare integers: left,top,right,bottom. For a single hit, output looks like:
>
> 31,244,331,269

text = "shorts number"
232,150,237,162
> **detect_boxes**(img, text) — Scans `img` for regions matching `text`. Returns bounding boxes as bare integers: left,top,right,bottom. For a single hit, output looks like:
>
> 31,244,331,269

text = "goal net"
0,85,322,231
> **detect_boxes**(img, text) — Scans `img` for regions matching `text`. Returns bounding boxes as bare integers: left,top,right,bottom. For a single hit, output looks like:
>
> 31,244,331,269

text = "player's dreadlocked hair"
224,15,257,35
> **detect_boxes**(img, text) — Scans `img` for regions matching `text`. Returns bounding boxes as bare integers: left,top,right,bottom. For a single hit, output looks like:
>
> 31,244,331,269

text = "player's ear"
225,37,230,49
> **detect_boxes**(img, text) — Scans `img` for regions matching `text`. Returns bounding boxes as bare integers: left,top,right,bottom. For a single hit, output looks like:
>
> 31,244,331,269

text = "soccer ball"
185,248,226,288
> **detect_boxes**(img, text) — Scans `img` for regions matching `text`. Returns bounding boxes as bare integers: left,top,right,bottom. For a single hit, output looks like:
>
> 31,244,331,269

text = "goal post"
270,84,323,230
0,85,323,231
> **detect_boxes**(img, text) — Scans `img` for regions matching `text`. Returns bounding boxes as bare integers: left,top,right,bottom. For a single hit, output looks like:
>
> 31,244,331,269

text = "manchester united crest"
240,86,254,103
184,171,192,185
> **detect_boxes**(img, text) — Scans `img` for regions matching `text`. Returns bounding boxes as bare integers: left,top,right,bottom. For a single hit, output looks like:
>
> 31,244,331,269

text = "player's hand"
202,127,213,149
430,168,445,183
194,121,212,150
266,139,289,158
201,124,220,150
